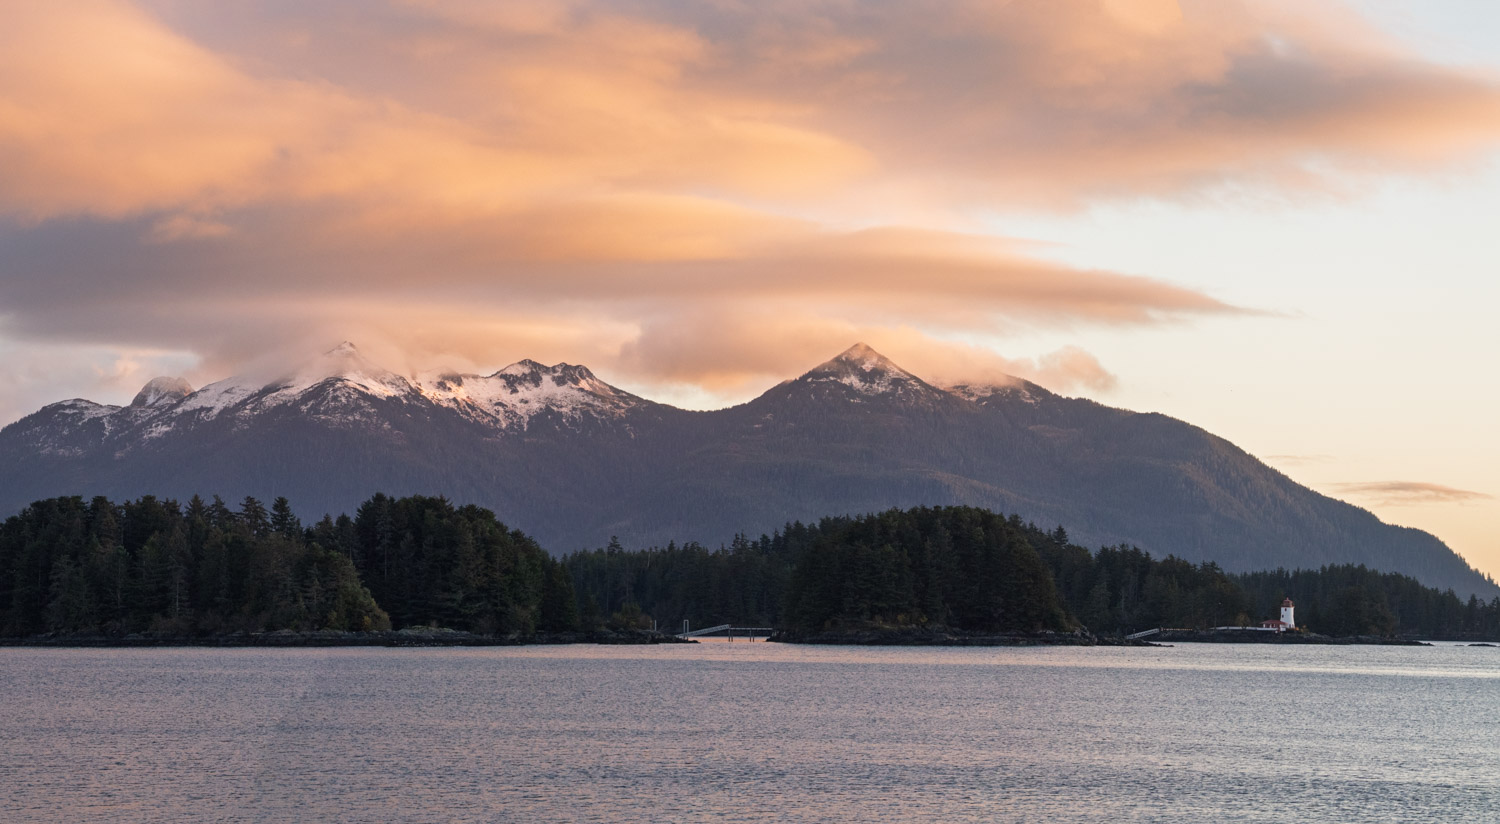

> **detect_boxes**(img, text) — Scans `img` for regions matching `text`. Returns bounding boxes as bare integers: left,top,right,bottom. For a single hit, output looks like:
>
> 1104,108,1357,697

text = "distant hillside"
1,342,1492,597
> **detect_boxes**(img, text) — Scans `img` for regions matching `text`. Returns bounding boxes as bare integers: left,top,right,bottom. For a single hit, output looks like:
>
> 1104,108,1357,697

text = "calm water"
2,642,1498,822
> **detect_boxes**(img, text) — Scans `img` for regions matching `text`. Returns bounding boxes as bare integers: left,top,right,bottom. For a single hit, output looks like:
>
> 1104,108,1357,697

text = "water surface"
2,642,1496,822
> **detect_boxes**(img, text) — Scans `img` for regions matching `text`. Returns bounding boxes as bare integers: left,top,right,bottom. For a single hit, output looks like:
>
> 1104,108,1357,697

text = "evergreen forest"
557,506,1500,640
5,494,1500,641
0,494,575,638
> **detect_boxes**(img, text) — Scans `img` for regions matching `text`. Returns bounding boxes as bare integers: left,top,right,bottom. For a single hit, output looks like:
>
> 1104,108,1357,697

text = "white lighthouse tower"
1280,597,1295,630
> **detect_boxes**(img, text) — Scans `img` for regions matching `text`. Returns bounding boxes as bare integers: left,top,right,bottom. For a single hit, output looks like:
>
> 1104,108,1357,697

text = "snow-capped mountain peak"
171,342,419,423
496,361,613,394
113,342,651,433
130,377,194,408
275,341,411,398
417,359,645,430
798,343,933,397
498,359,547,378
834,342,894,369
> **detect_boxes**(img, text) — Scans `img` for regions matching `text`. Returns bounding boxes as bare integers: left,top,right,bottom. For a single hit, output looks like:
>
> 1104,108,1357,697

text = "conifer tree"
270,497,300,538
239,497,270,538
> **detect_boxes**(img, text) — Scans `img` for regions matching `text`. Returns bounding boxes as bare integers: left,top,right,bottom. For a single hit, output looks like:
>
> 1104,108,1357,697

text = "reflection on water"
2,643,1497,822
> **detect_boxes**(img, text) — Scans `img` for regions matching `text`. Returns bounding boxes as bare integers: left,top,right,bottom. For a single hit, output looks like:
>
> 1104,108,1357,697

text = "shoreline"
768,627,1439,647
0,628,695,648
1154,629,1429,645
0,628,1456,649
767,628,1157,647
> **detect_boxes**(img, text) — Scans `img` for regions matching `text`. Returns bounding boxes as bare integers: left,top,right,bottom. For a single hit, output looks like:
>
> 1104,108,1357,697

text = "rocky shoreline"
768,626,1441,647
768,627,1157,647
1153,629,1429,645
0,627,696,648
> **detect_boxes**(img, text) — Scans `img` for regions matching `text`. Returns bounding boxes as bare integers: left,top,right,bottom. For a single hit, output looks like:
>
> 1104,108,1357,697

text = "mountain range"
2,341,1492,597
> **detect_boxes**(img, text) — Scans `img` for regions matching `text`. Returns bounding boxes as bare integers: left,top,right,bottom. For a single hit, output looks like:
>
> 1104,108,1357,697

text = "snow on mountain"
7,399,122,456
276,341,412,400
130,377,194,408
173,342,421,424
418,359,646,429
14,341,1028,451
171,377,261,419
0,341,656,448
793,343,949,402
7,342,1053,451
947,379,1049,406
48,398,119,421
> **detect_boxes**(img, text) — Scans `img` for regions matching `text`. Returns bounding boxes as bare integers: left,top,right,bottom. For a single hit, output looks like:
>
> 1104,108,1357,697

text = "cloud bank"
3,0,1500,416
1331,481,1494,507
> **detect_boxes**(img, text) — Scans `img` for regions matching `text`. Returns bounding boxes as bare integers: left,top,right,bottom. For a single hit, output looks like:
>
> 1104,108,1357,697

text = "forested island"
4,493,1500,645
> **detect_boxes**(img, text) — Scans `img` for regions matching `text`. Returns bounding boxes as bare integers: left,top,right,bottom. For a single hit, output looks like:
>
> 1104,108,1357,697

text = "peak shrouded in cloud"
830,343,893,370
130,376,193,407
5,0,1500,423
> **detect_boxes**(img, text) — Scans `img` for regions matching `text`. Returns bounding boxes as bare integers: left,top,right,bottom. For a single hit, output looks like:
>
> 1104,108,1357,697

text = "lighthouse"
1280,597,1295,630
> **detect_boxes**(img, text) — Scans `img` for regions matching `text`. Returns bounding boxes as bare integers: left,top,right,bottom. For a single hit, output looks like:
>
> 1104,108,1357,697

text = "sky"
1,0,1498,574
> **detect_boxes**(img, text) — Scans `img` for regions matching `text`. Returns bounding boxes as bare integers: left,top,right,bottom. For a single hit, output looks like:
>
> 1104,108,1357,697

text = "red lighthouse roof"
1281,598,1294,607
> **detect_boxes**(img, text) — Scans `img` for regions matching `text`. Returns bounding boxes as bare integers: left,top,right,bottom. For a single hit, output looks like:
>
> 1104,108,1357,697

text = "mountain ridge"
2,342,1492,597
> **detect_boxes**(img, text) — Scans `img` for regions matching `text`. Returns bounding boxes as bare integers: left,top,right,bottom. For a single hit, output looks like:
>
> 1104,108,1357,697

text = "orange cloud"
0,0,870,223
7,0,1499,224
791,0,1500,206
0,212,1238,370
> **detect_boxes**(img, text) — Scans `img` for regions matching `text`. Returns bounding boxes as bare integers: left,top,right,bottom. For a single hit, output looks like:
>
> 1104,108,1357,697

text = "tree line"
564,531,796,632
566,511,1255,636
568,509,1500,639
1235,565,1500,639
564,509,1249,636
0,494,577,638
6,495,1500,640
1031,528,1250,634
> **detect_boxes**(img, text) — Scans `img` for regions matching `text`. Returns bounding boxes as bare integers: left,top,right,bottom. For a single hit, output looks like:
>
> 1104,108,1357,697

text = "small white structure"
1256,598,1298,633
